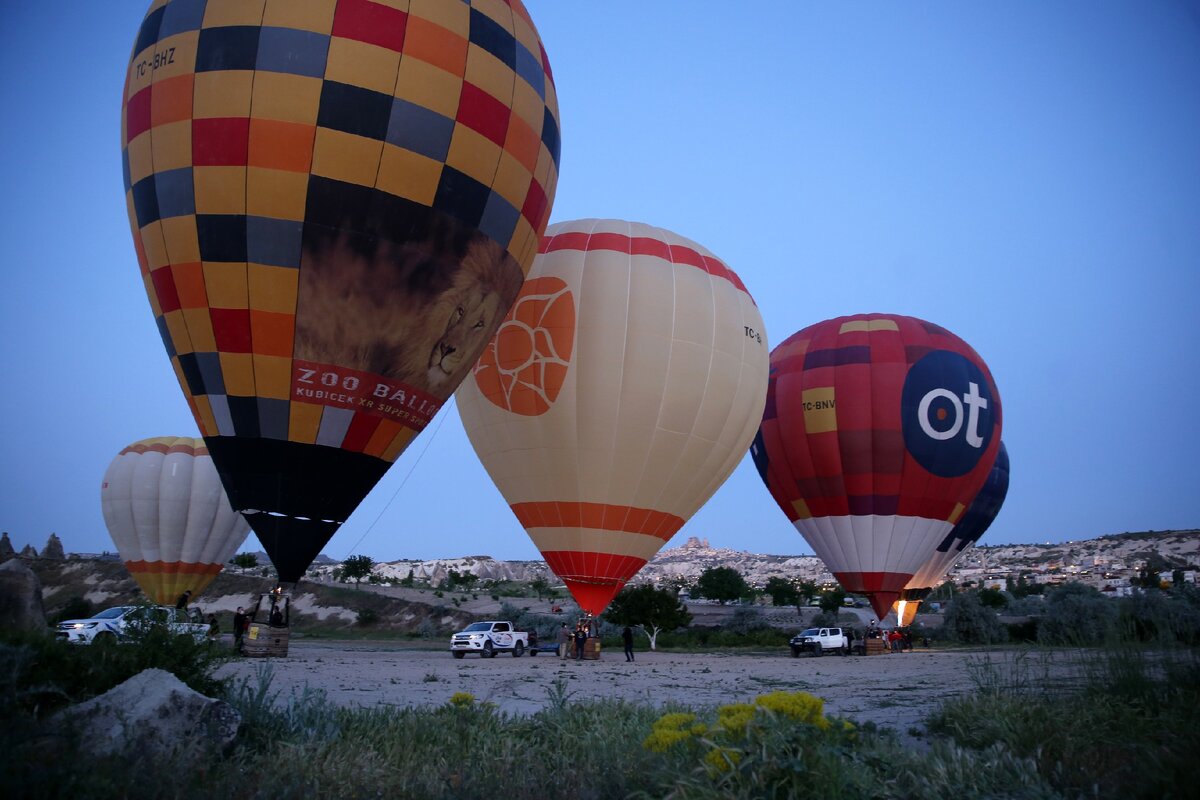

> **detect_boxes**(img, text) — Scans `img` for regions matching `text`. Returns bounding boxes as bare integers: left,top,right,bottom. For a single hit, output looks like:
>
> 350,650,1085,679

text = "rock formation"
51,669,240,759
41,533,65,560
0,531,14,561
0,557,47,631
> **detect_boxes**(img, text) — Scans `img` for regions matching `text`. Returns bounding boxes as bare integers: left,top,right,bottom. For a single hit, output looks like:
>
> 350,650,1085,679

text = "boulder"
0,531,14,561
0,557,47,631
52,669,240,759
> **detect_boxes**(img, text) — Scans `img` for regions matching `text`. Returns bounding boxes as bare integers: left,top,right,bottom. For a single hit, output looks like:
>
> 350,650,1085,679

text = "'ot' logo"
901,350,996,477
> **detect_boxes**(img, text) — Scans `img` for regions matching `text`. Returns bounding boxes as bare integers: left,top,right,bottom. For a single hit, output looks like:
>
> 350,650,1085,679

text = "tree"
604,584,692,650
763,577,799,607
943,590,1007,644
529,576,551,599
341,555,375,588
401,569,415,588
694,567,750,605
231,552,258,571
795,580,819,607
818,586,846,614
1038,582,1115,645
978,587,1009,609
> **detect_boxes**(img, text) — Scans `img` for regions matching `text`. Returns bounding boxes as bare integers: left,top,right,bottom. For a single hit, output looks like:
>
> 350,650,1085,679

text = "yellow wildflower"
716,703,757,735
652,712,698,731
704,746,743,774
448,692,475,707
642,728,693,753
755,691,831,729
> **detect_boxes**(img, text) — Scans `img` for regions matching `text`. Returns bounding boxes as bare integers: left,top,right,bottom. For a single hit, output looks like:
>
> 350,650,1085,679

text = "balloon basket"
863,638,887,656
582,639,601,660
243,621,289,658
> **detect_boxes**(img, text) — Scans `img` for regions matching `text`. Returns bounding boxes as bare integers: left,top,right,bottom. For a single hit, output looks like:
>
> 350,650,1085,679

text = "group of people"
552,620,638,662
174,588,283,653
865,620,914,652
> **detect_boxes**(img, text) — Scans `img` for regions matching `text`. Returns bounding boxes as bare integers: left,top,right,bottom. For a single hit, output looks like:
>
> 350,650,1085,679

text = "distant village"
6,528,1196,599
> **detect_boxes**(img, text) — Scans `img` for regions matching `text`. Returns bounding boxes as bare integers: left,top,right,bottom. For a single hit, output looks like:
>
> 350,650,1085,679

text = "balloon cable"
343,397,454,558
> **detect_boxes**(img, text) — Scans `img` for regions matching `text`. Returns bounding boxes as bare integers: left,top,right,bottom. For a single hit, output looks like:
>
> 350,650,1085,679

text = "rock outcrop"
41,533,65,560
0,532,14,561
52,669,240,759
0,557,47,631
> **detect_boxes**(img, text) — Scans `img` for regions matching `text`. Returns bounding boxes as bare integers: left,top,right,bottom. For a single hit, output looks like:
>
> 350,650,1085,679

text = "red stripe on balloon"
539,231,749,295
124,561,224,575
510,501,683,541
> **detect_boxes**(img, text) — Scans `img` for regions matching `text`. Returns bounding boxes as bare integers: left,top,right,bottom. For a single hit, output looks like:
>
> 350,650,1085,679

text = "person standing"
175,589,192,610
556,623,571,659
573,624,587,660
233,606,248,652
622,625,635,662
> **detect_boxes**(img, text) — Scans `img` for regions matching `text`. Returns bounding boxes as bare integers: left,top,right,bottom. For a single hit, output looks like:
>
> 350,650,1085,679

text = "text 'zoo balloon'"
121,0,560,582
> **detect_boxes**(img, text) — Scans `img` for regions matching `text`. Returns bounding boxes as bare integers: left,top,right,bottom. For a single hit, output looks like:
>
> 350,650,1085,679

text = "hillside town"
7,528,1195,598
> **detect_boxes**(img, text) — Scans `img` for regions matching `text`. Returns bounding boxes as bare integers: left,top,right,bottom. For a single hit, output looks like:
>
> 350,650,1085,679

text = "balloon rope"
343,396,454,557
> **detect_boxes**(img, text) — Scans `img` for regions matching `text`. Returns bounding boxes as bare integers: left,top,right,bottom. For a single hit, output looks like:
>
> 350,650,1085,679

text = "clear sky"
1,2,1197,563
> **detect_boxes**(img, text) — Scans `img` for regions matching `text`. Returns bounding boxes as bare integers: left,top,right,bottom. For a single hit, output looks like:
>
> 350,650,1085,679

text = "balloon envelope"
752,314,1003,619
457,219,770,614
122,0,560,581
101,437,251,604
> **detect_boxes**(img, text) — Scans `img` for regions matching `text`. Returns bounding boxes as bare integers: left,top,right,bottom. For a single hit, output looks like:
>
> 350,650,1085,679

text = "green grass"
4,627,1197,800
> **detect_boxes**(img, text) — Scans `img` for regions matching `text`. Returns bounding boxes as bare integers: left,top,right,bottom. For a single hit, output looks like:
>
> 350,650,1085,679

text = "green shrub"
927,645,1200,799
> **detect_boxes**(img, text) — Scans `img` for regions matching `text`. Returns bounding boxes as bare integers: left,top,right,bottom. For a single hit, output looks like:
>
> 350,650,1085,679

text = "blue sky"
1,2,1197,562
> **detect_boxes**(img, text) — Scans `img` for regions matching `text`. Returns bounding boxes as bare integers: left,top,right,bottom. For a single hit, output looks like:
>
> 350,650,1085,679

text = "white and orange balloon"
457,219,769,615
101,437,251,604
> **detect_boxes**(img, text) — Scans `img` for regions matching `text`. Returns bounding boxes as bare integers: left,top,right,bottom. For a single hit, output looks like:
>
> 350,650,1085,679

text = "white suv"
789,626,850,657
55,605,210,645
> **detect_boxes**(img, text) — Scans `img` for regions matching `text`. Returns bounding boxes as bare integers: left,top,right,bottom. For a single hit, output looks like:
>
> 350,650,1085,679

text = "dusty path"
216,641,1058,737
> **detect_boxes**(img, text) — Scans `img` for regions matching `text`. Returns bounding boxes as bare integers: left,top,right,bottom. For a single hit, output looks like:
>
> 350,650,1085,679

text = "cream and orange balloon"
101,437,251,604
457,219,769,615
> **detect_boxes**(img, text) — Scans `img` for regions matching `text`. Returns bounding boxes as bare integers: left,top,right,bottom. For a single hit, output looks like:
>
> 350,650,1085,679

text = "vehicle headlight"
470,634,483,639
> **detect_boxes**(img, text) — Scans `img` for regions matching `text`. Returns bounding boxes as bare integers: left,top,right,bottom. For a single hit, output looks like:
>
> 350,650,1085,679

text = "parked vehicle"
54,605,209,645
789,626,850,657
450,621,529,658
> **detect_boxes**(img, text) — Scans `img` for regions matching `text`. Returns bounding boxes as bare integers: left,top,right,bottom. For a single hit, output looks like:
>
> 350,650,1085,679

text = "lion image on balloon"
293,218,523,396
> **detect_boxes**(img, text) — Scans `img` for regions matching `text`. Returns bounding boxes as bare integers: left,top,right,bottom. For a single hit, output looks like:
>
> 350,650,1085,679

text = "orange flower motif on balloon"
474,277,575,416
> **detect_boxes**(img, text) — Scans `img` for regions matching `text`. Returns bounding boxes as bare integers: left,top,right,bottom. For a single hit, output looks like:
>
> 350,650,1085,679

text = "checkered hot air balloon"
121,0,560,583
101,437,251,605
456,219,770,616
751,314,1003,620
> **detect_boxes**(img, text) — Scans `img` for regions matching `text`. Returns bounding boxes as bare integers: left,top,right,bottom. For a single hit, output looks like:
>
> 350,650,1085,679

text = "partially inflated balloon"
101,437,251,604
752,314,1002,620
893,439,1010,625
457,219,770,615
122,0,560,582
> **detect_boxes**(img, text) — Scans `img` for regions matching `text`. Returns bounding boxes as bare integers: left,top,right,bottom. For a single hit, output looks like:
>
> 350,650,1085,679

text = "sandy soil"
215,641,1054,738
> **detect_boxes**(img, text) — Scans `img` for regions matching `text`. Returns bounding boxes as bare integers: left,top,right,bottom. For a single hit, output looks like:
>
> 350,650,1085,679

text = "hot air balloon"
456,219,770,615
121,0,560,583
893,439,1010,625
101,437,251,604
751,314,1003,620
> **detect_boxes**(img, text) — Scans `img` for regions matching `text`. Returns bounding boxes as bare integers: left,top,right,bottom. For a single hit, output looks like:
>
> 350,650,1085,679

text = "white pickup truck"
55,605,210,645
789,626,850,657
449,620,529,658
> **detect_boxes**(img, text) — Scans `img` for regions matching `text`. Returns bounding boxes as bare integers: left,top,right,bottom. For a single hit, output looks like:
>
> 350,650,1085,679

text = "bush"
356,608,380,626
48,596,94,624
927,645,1200,799
1037,583,1115,645
942,591,1008,644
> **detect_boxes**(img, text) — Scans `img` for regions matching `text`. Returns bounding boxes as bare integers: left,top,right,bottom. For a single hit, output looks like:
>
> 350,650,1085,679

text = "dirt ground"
215,640,1052,738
